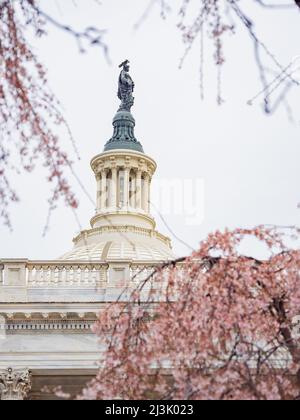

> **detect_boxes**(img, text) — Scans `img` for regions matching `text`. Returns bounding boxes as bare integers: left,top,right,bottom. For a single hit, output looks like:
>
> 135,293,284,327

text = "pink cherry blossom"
82,226,300,400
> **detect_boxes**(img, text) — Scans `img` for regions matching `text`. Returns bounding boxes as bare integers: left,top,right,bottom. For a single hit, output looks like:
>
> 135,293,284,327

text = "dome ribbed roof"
60,240,174,262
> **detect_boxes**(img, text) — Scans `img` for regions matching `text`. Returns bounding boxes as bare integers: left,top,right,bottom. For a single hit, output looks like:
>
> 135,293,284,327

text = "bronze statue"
118,60,135,112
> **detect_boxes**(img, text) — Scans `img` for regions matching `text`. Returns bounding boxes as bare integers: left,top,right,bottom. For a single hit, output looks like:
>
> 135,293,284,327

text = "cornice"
89,212,156,230
73,223,172,248
0,312,98,334
90,150,157,177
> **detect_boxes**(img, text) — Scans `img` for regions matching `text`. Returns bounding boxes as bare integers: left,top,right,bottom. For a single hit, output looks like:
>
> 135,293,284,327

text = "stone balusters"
26,263,108,288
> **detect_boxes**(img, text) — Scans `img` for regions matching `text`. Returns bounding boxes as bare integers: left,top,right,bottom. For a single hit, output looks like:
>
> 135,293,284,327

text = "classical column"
148,176,152,213
130,173,136,208
96,174,101,212
143,174,150,213
106,171,112,208
0,368,32,400
100,170,107,210
111,167,118,209
136,170,142,210
124,167,130,208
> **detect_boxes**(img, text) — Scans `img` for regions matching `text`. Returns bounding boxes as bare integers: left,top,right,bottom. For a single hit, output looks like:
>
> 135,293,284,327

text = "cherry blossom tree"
156,0,300,110
0,0,107,229
0,0,76,228
82,226,300,400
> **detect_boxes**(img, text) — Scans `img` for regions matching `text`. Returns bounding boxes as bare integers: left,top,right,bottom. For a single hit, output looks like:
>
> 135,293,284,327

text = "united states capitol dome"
59,60,175,263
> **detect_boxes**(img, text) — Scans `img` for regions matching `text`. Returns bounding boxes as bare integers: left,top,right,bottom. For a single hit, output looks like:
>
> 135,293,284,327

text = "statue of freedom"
118,60,135,112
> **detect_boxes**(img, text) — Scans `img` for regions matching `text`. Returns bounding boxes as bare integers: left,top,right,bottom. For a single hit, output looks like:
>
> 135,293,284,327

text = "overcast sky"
1,0,300,260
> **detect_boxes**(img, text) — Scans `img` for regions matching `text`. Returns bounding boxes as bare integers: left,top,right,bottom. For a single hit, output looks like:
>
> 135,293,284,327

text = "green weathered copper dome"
104,111,144,153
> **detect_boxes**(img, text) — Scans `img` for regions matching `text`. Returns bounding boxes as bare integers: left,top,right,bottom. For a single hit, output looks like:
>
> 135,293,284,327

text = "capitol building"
0,63,175,400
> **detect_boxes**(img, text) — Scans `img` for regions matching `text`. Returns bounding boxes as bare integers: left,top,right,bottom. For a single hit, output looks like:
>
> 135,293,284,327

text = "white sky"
1,0,300,260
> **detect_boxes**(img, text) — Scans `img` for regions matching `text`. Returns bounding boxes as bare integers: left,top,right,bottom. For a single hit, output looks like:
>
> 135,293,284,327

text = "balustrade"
0,261,166,290
27,263,108,288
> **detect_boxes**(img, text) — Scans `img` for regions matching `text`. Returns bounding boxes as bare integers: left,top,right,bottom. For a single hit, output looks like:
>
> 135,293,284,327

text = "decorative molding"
0,318,96,334
25,262,109,288
0,260,176,294
91,150,157,178
0,368,32,400
75,223,171,247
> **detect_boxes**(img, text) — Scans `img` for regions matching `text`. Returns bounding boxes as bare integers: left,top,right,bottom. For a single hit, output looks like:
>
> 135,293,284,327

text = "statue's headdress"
119,60,130,69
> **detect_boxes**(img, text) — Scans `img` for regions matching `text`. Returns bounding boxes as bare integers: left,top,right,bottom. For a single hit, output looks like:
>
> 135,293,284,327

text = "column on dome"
96,174,101,212
143,173,150,213
129,170,136,208
111,166,118,209
136,170,142,210
123,167,130,208
118,169,123,207
147,174,151,212
100,170,107,210
106,170,112,207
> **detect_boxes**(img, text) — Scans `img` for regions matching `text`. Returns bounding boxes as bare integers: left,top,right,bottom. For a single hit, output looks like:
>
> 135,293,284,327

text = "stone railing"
0,259,165,303
0,260,108,288
27,263,108,288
